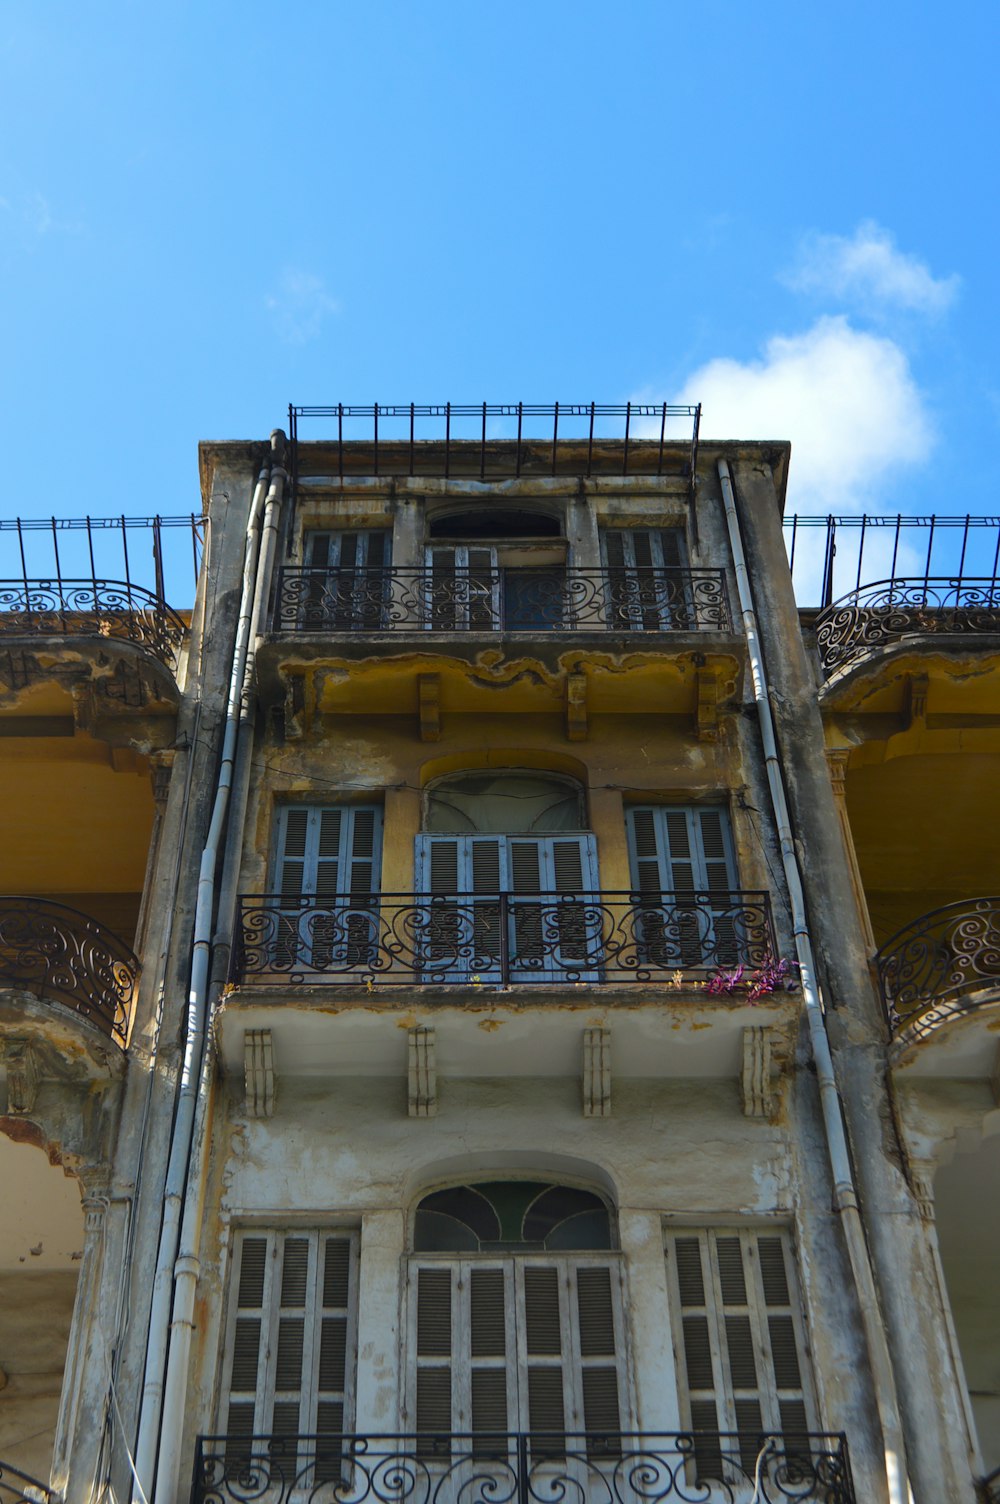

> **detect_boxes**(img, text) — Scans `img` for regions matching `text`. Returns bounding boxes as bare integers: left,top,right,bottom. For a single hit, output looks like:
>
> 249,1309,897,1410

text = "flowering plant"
705,955,799,1000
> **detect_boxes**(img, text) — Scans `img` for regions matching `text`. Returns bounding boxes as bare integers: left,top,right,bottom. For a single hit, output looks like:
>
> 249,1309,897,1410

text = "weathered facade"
1,408,997,1504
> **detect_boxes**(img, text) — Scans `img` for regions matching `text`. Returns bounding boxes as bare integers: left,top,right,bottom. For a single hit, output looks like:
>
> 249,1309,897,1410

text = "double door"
415,833,599,983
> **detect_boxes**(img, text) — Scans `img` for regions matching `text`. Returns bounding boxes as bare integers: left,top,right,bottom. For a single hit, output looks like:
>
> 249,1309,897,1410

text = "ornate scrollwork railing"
273,568,731,634
192,1431,856,1504
980,1464,1000,1504
0,579,187,669
0,1460,53,1504
814,577,1000,674
875,897,1000,1042
231,891,775,988
0,898,138,1045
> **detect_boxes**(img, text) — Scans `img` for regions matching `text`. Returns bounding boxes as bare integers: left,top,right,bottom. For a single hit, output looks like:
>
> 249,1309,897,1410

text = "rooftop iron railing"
875,897,1000,1043
0,897,138,1046
192,1430,856,1504
813,578,1000,674
273,567,732,635
784,513,1000,608
288,403,702,486
231,891,776,988
0,1461,52,1504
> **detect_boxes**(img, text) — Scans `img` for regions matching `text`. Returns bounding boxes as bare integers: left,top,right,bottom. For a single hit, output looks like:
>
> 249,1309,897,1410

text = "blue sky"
1,1,997,588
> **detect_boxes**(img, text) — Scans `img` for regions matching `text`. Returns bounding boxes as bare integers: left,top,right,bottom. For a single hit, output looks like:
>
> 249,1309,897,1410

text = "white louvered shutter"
274,807,382,970
411,1257,625,1449
626,808,737,970
426,545,499,629
221,1231,357,1462
666,1229,815,1478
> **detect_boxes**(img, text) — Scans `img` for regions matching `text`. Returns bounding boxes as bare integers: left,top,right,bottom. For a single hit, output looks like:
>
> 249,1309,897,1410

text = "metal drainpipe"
151,440,286,1504
130,450,274,1504
717,459,913,1504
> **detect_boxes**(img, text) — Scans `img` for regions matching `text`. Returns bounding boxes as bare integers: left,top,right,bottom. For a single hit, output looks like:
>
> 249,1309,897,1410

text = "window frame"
217,1225,361,1444
663,1223,819,1470
404,1249,632,1440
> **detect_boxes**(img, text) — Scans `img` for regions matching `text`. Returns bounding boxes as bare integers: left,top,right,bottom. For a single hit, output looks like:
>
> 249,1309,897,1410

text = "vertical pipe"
622,401,631,476
657,401,666,475
718,459,913,1504
445,402,451,480
481,402,487,482
17,518,28,596
409,402,415,477
515,402,523,478
587,402,595,477
551,401,559,476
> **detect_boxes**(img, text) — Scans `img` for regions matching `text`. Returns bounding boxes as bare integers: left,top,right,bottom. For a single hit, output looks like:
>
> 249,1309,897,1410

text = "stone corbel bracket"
583,1027,611,1117
244,1029,275,1118
408,1026,437,1117
740,1026,780,1119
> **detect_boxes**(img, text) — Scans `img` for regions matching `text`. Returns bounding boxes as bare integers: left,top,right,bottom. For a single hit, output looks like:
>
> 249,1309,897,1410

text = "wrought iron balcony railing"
192,1431,856,1504
814,577,1000,674
875,897,1000,1043
0,1461,52,1504
0,898,138,1046
980,1464,1000,1504
0,579,187,669
273,568,732,635
231,891,776,988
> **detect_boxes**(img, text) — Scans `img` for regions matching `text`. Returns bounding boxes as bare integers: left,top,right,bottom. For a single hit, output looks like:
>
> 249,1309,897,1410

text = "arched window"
417,773,598,982
409,1181,627,1440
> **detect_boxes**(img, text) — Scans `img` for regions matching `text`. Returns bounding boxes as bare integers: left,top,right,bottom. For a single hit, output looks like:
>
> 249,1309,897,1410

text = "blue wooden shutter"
274,806,382,970
626,807,737,970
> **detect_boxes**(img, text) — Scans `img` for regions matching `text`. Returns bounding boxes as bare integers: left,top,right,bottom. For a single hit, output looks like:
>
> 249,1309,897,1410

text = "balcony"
0,897,138,1047
272,567,732,636
0,578,186,670
875,897,1000,1060
814,577,1000,678
192,1431,856,1504
231,890,776,990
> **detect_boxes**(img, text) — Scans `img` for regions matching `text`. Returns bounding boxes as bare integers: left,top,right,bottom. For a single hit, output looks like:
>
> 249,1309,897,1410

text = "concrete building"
1,405,997,1504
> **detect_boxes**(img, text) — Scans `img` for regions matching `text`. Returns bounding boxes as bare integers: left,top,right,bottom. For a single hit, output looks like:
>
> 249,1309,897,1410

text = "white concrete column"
617,1208,680,1430
354,1209,406,1433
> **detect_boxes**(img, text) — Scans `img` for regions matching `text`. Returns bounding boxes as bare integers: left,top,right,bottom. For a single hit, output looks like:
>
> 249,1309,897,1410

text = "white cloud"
784,221,958,314
672,316,933,515
265,268,340,345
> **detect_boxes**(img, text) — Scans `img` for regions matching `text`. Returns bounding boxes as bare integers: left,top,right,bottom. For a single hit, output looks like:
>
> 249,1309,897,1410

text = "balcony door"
298,529,391,629
409,1182,626,1448
415,834,598,983
425,545,565,630
626,805,740,969
272,804,381,973
600,528,689,630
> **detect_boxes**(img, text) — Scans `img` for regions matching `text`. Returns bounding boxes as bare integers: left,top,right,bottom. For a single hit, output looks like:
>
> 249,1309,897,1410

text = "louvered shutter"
221,1230,357,1462
508,836,596,980
666,1229,816,1480
414,1265,455,1443
626,808,738,971
426,545,499,629
417,836,505,981
303,531,391,627
600,529,688,629
274,807,382,971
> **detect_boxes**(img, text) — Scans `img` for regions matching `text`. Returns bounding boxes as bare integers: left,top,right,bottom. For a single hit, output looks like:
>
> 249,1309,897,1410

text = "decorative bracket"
418,675,441,742
150,748,176,806
696,667,721,743
907,673,929,727
566,672,588,742
408,1026,437,1117
583,1027,611,1117
740,1026,776,1118
244,1029,275,1118
4,1037,40,1115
